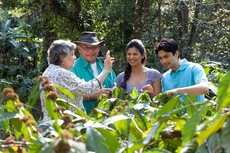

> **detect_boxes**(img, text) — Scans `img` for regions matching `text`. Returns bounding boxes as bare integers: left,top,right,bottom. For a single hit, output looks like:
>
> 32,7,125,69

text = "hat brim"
74,41,105,46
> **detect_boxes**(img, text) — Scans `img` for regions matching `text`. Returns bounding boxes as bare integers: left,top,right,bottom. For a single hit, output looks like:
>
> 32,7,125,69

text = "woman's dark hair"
120,39,146,89
154,38,178,55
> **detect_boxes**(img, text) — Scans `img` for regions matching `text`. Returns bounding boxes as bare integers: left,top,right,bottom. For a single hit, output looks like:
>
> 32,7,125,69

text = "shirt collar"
169,58,189,73
78,55,101,68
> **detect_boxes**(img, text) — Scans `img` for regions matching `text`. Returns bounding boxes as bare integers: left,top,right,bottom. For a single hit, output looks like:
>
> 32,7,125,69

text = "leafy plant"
0,71,230,152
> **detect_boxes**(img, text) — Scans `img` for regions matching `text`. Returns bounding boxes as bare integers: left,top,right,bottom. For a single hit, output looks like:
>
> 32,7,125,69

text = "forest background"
0,0,229,102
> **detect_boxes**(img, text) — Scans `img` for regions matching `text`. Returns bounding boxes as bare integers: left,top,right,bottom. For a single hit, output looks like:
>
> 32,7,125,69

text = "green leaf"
40,139,58,153
129,120,143,141
26,84,42,111
184,95,199,116
96,128,120,153
102,114,130,126
179,139,198,153
197,114,228,146
220,118,230,152
114,119,129,134
143,122,161,144
0,112,20,122
130,107,148,131
53,120,63,135
23,123,32,141
155,96,180,120
54,85,74,99
86,127,110,153
182,102,213,145
131,87,139,99
67,139,87,152
67,101,89,119
216,71,230,114
6,100,18,112
206,133,221,153
45,98,56,119
137,92,151,102
195,143,209,153
11,118,23,139
127,141,145,153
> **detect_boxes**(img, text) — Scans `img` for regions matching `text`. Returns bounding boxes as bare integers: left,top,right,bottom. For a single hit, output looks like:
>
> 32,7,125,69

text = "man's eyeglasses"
78,45,100,51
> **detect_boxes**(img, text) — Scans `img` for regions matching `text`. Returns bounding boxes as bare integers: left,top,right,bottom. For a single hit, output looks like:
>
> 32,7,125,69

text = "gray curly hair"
47,40,76,65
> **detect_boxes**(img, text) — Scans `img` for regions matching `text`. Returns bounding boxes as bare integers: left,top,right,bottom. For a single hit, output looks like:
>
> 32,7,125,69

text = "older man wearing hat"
70,31,116,114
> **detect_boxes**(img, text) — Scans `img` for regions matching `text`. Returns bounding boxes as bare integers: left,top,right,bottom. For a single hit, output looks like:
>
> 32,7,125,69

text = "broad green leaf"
67,139,87,153
155,96,180,120
113,87,129,99
11,118,23,139
137,92,151,102
8,37,20,48
163,138,182,148
0,118,10,134
96,128,120,153
143,122,161,144
220,118,230,152
40,139,59,153
130,120,143,141
130,107,148,131
6,100,18,112
197,114,228,146
0,112,20,122
127,141,145,153
54,84,74,99
102,114,129,125
23,122,32,141
206,133,221,153
45,98,55,119
131,87,139,99
114,119,129,134
155,121,166,140
57,98,89,119
53,120,63,135
26,84,41,111
170,117,186,131
26,126,38,141
179,139,198,153
182,102,213,145
195,144,209,153
86,127,110,153
55,98,69,109
68,102,89,119
216,71,230,114
184,95,199,116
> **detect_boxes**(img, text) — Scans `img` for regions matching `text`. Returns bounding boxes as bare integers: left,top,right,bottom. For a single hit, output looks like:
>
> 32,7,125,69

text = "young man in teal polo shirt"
70,31,116,114
154,38,209,102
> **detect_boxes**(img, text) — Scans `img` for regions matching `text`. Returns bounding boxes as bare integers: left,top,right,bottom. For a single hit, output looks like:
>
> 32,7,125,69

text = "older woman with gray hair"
40,39,114,119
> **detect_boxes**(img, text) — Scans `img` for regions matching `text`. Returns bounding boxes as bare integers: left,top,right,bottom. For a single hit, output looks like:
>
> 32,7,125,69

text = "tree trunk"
157,0,162,41
188,0,200,47
39,0,57,72
134,0,151,39
176,1,190,60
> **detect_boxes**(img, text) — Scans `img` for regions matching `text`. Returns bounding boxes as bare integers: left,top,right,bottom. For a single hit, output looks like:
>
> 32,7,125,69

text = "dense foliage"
0,0,229,152
0,69,229,153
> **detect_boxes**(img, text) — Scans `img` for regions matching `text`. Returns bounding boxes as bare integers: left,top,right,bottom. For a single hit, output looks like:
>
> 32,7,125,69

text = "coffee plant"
0,70,230,153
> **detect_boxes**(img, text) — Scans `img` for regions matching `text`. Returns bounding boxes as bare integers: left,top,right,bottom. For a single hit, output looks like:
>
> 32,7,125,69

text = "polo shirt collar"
78,55,101,68
169,58,189,73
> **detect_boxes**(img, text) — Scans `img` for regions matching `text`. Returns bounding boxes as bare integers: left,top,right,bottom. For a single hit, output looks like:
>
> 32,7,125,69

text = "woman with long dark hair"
115,39,162,99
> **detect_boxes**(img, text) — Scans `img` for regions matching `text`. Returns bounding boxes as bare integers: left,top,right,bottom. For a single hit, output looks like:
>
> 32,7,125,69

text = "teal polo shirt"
70,55,116,114
162,59,208,102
